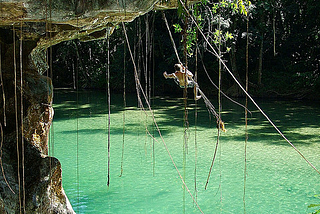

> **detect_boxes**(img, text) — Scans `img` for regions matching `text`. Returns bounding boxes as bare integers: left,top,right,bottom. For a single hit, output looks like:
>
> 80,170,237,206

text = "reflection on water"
50,90,320,214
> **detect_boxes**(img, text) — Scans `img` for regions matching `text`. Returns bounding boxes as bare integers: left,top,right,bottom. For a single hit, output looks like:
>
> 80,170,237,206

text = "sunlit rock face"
1,0,193,73
0,68,74,213
1,0,159,73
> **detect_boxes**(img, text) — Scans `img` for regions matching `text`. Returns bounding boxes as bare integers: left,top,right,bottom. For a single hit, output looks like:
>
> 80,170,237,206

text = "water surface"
50,90,320,213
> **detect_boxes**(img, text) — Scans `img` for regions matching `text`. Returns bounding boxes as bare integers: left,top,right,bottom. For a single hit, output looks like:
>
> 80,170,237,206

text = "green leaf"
212,4,218,14
201,0,208,5
221,0,228,8
225,31,234,40
173,24,182,33
308,204,320,208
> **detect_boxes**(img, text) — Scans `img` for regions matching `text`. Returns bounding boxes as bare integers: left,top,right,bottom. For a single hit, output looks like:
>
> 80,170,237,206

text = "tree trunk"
73,41,89,87
230,43,238,79
258,35,263,86
226,42,244,97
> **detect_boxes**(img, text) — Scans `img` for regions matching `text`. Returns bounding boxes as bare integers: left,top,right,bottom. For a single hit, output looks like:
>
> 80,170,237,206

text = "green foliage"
173,0,252,58
308,195,320,214
52,28,128,90
211,0,252,16
173,23,182,33
231,0,251,16
174,3,205,57
51,0,320,99
185,27,197,56
225,31,234,40
177,0,184,18
181,0,319,98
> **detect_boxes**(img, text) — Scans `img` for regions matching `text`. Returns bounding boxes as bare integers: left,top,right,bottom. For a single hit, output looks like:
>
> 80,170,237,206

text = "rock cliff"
1,0,196,73
0,66,74,213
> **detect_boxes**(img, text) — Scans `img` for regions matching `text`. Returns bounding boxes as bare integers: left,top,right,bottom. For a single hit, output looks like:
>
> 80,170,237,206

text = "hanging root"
106,31,111,186
119,29,127,178
196,46,252,116
161,11,182,65
204,128,220,190
0,122,15,194
197,88,218,118
178,0,320,176
0,39,12,194
122,22,204,214
192,81,227,133
0,44,6,127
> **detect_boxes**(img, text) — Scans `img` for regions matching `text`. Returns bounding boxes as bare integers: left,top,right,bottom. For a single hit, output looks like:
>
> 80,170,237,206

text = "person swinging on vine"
163,63,202,101
163,63,226,132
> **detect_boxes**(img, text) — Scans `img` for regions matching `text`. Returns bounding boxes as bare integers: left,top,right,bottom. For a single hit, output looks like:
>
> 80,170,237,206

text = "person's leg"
194,86,201,100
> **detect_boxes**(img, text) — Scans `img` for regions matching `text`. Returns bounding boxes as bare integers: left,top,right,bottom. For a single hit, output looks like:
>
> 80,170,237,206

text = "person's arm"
163,71,176,79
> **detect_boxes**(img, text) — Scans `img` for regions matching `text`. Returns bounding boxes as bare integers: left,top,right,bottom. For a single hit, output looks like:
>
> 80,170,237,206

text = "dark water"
50,90,320,213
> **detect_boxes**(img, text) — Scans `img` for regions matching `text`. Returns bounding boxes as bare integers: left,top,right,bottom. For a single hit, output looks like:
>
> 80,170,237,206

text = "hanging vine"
106,30,111,187
19,19,26,214
243,11,250,214
122,21,204,214
182,1,189,212
0,44,6,127
150,12,156,176
0,31,14,194
119,28,126,178
13,25,22,213
193,4,199,201
75,17,81,214
178,0,320,176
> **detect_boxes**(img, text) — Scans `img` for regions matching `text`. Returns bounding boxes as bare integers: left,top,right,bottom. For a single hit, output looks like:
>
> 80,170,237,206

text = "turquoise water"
50,90,320,214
